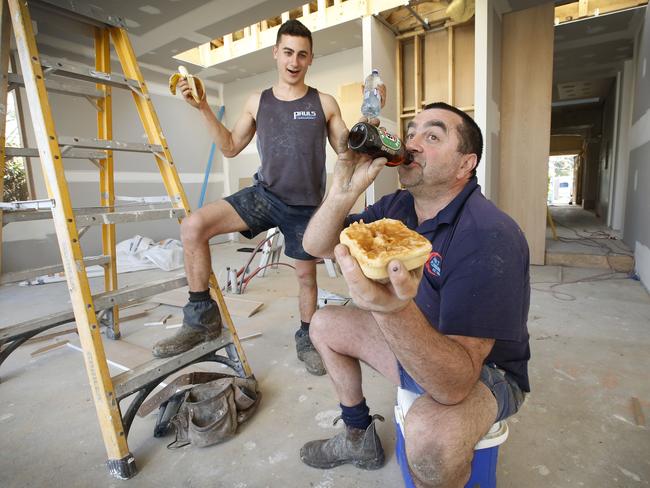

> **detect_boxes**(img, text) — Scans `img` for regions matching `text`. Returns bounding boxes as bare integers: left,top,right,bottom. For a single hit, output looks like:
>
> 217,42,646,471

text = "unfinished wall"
624,6,650,290
398,21,475,136
222,46,364,196
3,88,223,273
498,2,554,265
363,15,399,204
474,1,502,200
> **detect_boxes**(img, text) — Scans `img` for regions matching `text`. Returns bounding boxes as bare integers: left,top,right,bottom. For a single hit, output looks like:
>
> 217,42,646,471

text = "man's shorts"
398,362,526,423
224,184,317,261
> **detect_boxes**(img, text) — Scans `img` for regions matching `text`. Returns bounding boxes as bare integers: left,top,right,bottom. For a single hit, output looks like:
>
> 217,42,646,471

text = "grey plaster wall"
596,84,617,219
624,7,650,288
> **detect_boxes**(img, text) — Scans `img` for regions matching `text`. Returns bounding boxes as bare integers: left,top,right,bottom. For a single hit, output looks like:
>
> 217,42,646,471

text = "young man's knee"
294,262,317,288
181,213,210,244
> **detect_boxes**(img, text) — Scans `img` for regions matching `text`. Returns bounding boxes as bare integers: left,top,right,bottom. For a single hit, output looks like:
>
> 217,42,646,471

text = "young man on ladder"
155,20,383,376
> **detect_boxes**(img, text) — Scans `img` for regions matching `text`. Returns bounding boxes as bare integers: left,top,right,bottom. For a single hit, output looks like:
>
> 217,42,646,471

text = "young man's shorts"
398,362,526,422
224,184,318,261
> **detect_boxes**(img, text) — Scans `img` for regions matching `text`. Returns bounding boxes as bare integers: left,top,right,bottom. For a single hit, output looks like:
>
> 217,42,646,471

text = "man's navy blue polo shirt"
347,177,531,392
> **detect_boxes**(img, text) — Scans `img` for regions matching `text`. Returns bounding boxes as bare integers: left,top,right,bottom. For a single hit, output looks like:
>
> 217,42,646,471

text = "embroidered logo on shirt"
293,110,317,120
425,251,442,277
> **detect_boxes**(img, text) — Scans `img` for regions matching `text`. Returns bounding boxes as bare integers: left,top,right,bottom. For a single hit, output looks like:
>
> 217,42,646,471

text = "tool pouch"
155,373,259,449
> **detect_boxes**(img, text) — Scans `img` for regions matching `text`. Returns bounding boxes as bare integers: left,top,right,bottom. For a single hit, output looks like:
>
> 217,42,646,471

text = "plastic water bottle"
361,69,382,118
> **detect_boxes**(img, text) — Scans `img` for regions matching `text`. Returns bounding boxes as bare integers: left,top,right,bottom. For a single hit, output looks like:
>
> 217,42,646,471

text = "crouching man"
299,103,530,487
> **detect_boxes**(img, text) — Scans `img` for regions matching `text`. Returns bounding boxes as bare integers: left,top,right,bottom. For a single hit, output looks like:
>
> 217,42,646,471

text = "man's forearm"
372,302,478,404
199,103,237,156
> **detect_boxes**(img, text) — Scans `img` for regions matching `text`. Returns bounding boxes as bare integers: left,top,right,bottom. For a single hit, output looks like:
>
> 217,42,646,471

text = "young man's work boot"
300,415,385,470
295,329,326,376
152,300,222,358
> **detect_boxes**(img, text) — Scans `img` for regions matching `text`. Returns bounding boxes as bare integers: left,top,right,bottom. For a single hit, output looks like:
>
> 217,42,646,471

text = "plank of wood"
120,303,161,323
71,336,151,370
499,3,554,265
31,340,70,358
150,287,264,318
631,397,646,427
144,313,173,327
66,338,213,386
241,332,262,342
24,328,77,345
225,296,264,318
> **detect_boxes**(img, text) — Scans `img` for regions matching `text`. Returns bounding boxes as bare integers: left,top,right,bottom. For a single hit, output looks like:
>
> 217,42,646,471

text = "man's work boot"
300,415,385,470
152,300,222,358
295,329,326,376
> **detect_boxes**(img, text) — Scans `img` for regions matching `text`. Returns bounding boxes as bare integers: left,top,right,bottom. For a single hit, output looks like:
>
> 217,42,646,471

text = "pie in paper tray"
339,218,432,281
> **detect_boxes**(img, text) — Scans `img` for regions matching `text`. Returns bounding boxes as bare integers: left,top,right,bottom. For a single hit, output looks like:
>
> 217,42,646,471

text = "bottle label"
378,127,401,151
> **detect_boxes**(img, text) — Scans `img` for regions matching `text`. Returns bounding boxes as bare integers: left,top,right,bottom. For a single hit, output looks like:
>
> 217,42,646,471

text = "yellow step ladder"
0,0,253,479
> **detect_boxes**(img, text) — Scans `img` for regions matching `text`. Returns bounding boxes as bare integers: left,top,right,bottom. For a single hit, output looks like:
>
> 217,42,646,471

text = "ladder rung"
8,73,104,99
2,210,52,225
40,55,140,90
0,276,189,343
0,199,54,211
115,196,171,204
75,208,186,226
58,136,164,154
5,147,107,159
94,275,188,310
33,0,127,29
112,331,233,400
0,255,110,286
2,204,182,226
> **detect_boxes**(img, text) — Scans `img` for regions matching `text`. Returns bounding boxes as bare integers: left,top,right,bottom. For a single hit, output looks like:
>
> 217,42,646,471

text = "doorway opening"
548,154,576,206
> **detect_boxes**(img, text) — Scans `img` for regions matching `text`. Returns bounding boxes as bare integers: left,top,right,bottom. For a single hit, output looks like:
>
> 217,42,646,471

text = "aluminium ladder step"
5,146,107,159
2,205,186,226
0,254,110,285
32,0,127,28
112,330,234,400
0,275,188,343
75,207,186,226
57,136,164,153
8,73,104,99
5,136,164,159
39,55,141,91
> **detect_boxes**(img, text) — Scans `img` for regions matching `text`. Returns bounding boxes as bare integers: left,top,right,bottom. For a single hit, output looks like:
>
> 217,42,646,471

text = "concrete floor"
546,205,633,257
1,240,649,487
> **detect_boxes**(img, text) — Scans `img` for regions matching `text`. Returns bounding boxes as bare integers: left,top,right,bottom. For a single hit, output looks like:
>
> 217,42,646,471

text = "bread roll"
340,218,432,280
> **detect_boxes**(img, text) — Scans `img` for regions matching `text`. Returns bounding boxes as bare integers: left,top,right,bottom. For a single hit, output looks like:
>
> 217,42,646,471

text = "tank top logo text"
293,110,317,120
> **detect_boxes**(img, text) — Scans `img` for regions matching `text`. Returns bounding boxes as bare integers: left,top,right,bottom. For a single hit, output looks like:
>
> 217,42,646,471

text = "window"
3,90,32,202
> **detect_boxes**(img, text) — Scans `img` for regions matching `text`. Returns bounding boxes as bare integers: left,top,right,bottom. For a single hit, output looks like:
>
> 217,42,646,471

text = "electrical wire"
547,209,635,277
220,231,280,292
531,268,633,302
551,213,633,257
240,262,297,293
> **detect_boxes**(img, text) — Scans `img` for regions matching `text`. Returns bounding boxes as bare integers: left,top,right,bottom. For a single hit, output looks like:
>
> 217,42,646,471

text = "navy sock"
189,290,211,302
300,320,310,332
340,398,372,430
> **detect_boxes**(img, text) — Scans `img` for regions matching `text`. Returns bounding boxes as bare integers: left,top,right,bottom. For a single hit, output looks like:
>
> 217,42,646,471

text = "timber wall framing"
396,22,475,137
498,3,554,266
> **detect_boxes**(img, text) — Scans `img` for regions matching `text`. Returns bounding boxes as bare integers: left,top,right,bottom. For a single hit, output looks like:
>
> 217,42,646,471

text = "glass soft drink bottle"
348,122,412,167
